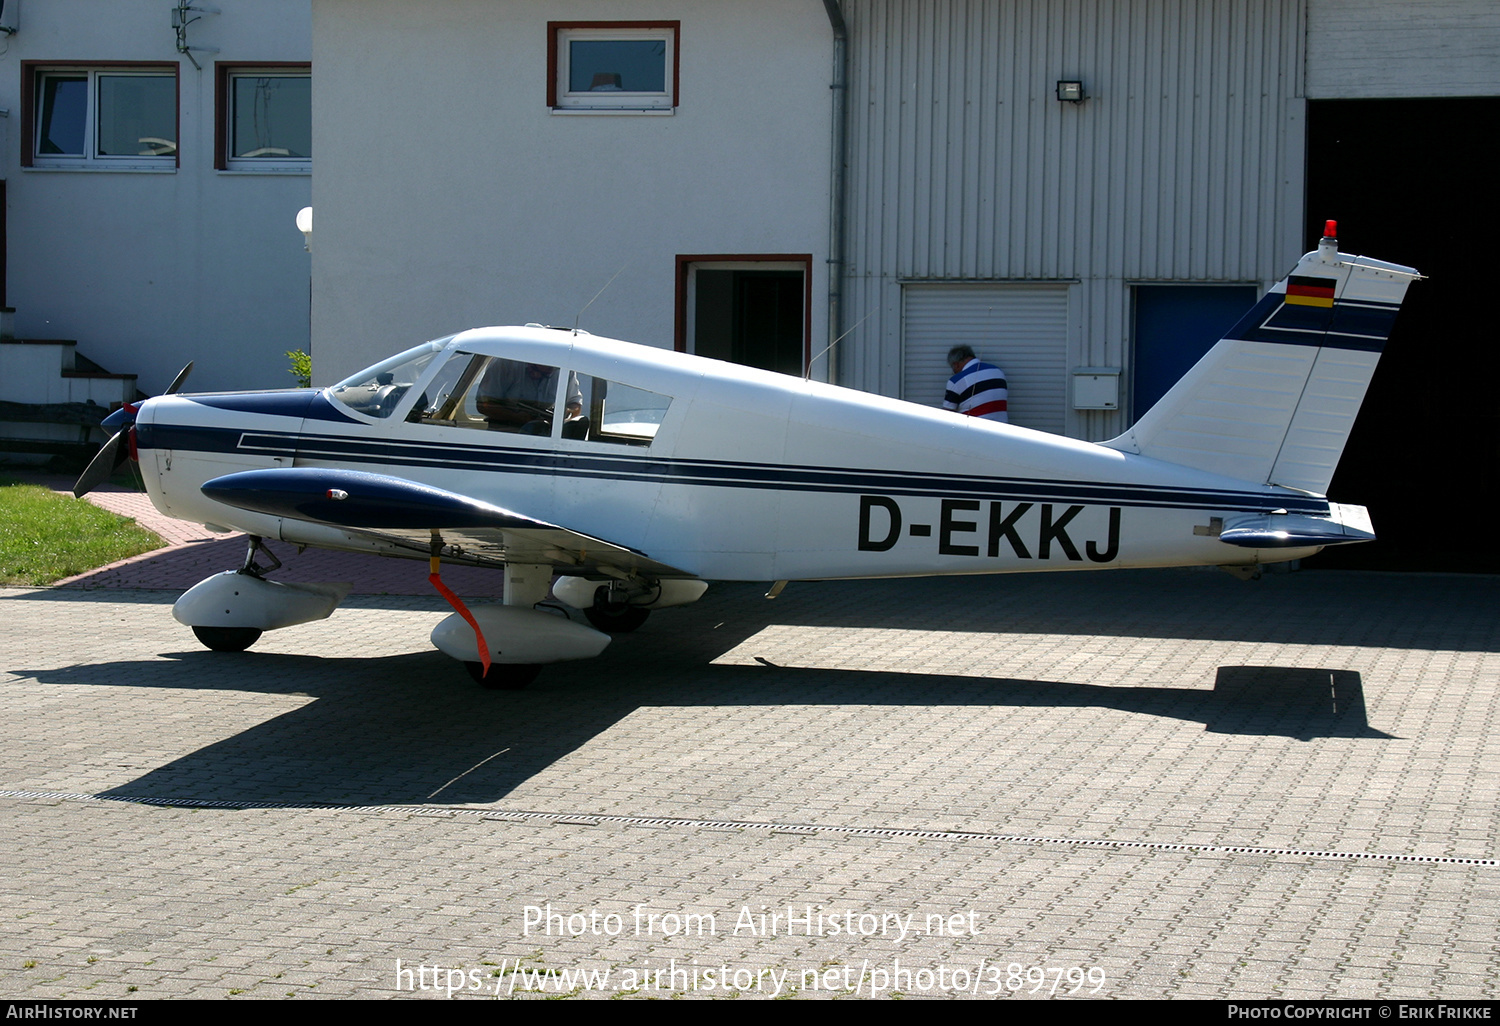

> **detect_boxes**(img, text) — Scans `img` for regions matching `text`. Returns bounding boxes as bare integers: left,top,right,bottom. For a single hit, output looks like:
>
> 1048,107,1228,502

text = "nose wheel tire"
191,626,263,652
466,662,541,690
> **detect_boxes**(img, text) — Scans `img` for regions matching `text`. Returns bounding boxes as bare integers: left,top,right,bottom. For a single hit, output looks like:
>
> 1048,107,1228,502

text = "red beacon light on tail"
1318,219,1340,260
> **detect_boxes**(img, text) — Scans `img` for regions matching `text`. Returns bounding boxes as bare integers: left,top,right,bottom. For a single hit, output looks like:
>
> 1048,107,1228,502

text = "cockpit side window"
408,354,582,437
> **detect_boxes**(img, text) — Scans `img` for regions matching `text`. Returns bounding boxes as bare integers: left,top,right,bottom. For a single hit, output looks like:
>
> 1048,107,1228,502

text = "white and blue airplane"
75,226,1419,688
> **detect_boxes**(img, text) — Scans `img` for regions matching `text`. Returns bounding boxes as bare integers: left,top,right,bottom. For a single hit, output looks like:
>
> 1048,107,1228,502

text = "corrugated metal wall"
838,0,1307,440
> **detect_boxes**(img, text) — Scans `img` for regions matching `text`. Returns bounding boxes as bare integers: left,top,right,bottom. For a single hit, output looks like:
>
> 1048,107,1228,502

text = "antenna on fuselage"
805,307,876,381
574,261,630,334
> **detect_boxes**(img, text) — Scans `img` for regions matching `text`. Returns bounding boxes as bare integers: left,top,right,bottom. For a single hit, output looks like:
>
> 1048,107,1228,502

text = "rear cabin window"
580,376,672,446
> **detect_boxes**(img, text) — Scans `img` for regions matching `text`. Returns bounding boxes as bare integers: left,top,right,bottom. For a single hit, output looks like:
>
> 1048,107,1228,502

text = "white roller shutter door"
902,284,1069,435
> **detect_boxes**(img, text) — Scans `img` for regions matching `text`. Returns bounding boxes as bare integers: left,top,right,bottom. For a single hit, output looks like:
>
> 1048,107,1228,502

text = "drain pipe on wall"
821,0,848,385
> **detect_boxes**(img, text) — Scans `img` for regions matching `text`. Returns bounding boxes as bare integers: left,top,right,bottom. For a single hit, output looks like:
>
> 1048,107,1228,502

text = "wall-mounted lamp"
296,206,313,252
1056,80,1086,104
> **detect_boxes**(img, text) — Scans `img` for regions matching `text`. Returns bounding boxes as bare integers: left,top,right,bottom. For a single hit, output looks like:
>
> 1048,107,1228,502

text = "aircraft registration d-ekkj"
75,225,1420,688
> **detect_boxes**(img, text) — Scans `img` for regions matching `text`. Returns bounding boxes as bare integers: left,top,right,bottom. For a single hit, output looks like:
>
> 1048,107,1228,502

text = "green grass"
0,478,162,585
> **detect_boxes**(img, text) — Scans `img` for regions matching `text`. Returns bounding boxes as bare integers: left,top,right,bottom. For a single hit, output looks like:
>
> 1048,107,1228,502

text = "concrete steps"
1,332,139,462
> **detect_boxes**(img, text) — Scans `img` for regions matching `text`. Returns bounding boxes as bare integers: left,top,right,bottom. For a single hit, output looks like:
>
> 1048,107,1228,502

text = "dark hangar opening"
1305,97,1500,572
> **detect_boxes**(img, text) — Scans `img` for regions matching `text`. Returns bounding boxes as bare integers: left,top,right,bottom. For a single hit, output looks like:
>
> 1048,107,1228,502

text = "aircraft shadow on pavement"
18,645,1390,811
11,571,1416,808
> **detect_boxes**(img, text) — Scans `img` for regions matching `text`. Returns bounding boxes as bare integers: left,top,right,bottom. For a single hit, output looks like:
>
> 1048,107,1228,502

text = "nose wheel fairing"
172,571,352,648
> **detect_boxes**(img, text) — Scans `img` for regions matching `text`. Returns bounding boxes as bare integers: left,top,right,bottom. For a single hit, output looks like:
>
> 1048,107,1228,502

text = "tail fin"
1105,229,1421,495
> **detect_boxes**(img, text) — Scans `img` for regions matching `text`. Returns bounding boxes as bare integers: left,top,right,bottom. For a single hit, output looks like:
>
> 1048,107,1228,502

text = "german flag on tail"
1285,275,1336,308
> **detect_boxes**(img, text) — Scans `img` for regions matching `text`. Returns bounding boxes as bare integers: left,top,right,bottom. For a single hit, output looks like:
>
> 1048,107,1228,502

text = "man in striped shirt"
943,345,1008,422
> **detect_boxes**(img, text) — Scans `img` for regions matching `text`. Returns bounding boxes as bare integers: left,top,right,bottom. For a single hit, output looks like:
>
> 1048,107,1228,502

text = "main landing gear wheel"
466,662,541,690
583,602,651,634
192,626,263,652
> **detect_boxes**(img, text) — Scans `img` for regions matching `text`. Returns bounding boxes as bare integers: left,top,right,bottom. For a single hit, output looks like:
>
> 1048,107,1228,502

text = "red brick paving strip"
37,478,504,596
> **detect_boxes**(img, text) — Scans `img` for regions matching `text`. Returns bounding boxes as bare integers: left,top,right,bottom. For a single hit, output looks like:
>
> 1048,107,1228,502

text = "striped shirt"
943,359,1008,422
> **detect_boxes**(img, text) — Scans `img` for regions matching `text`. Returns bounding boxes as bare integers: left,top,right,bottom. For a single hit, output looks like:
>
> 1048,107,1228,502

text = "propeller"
73,361,193,498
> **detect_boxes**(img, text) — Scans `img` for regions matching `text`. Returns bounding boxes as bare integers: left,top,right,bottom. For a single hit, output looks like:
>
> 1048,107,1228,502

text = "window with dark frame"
548,22,679,111
675,256,813,377
215,63,311,171
24,63,178,168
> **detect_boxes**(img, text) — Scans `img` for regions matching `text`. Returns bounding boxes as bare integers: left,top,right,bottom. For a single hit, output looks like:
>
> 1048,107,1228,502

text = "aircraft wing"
199,467,694,579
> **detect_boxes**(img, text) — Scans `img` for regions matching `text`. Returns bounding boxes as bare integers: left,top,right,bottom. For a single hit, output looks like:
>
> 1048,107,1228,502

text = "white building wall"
839,0,1306,440
1307,0,1500,98
1,0,313,394
311,0,834,385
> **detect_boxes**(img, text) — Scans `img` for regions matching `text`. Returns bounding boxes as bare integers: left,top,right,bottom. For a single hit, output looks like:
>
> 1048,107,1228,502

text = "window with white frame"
549,22,678,111
27,65,178,169
217,65,311,171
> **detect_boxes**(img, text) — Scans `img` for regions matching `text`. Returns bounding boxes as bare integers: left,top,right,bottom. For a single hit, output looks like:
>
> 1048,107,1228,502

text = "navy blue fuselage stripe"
138,421,1328,517
184,391,363,424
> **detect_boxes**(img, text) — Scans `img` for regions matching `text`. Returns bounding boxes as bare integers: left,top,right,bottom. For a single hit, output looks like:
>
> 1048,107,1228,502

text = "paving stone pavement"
1,503,1497,998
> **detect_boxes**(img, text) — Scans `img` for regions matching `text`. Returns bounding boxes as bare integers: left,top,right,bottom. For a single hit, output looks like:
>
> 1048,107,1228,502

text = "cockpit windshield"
327,337,455,418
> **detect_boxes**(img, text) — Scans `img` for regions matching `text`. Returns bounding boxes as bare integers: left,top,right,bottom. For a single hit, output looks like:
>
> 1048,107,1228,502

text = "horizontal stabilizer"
1105,235,1420,495
1218,502,1376,549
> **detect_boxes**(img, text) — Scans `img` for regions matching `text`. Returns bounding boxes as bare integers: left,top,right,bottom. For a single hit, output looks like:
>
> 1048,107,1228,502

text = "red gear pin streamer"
428,555,491,675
